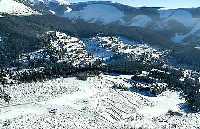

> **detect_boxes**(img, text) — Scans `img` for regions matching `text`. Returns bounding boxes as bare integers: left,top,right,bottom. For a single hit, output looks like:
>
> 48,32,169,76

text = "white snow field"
0,0,40,16
64,4,124,24
0,74,200,129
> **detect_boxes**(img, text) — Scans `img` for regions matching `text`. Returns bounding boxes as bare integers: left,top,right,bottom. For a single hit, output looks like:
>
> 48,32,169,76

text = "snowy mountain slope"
9,0,200,44
71,0,200,10
18,31,100,68
172,23,200,43
1,74,200,128
0,0,40,16
65,2,196,28
171,22,200,43
162,10,193,27
129,15,152,27
24,0,72,15
0,29,200,128
5,0,200,44
160,9,200,43
1,1,200,128
62,2,200,44
65,3,124,24
84,36,162,62
29,0,70,5
84,38,114,60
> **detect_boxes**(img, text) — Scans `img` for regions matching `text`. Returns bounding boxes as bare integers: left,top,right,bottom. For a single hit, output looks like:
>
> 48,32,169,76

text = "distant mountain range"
66,1,200,44
2,0,200,43
1,0,200,68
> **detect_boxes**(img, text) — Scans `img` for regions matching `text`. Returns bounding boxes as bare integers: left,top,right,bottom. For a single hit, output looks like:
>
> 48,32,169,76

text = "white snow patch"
51,0,70,5
66,6,72,12
0,104,47,120
171,33,185,43
49,10,56,14
64,4,124,24
195,46,200,50
0,77,96,120
30,0,70,5
129,15,152,27
171,22,200,43
84,38,114,60
139,90,185,118
164,10,193,27
186,22,200,35
0,0,40,16
41,78,97,109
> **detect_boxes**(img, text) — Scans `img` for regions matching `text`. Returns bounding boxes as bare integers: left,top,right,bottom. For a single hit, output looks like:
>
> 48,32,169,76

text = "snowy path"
0,74,199,129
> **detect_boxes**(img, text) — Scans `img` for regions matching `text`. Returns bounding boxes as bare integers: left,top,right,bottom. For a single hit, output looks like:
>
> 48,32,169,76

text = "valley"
0,0,200,128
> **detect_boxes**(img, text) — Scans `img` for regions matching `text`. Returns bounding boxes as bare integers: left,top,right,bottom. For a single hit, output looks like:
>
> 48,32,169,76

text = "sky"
72,0,200,9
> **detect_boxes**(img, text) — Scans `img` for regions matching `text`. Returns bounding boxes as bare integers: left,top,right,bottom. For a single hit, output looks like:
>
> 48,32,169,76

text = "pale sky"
72,0,200,9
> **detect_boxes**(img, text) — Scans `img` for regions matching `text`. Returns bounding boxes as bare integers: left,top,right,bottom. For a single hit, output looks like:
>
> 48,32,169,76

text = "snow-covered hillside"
19,31,99,67
0,29,200,128
2,0,200,44
129,15,152,27
161,10,193,27
1,1,200,128
71,0,200,10
62,2,200,44
0,0,40,16
65,2,197,28
5,0,199,44
171,22,200,43
0,74,200,128
65,3,124,24
29,0,70,5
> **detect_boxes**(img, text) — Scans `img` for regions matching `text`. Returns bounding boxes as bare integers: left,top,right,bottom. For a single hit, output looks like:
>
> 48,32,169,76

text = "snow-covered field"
0,74,200,129
0,0,40,16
